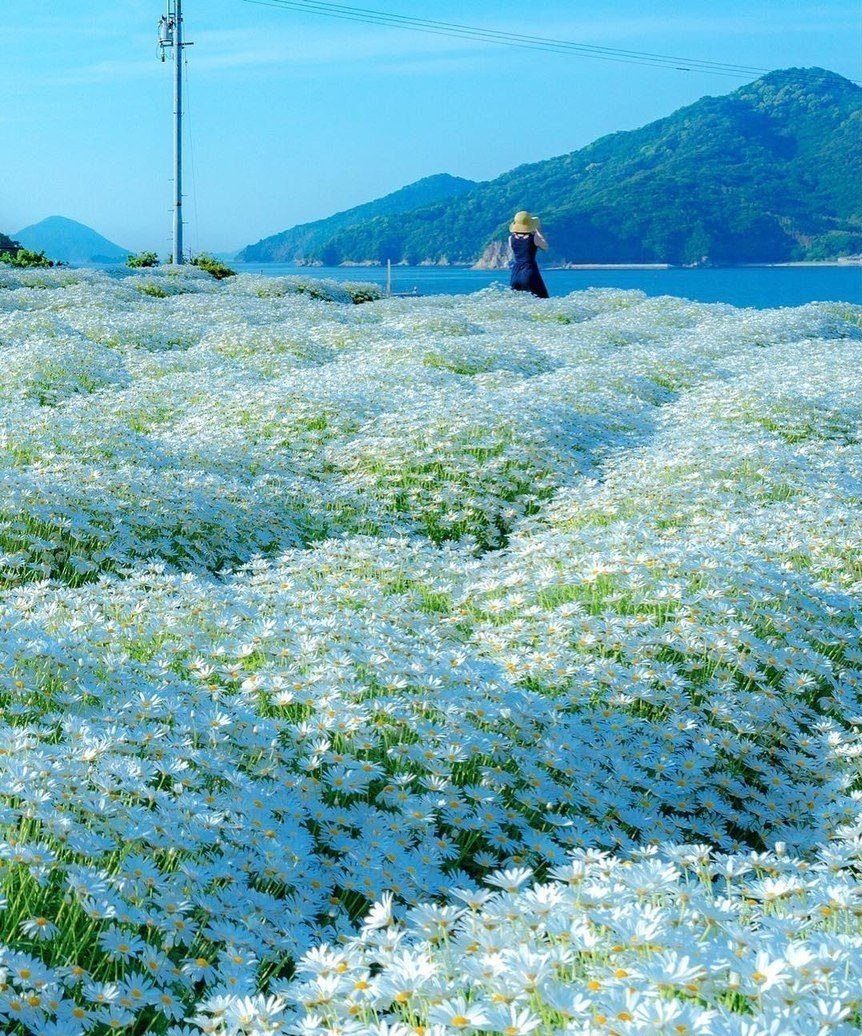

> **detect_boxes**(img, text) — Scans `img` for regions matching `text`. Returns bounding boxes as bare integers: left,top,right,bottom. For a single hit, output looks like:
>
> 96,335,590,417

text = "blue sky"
1,1,859,254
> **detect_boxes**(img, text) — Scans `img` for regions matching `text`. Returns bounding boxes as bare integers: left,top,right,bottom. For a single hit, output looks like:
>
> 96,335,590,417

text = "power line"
240,0,774,79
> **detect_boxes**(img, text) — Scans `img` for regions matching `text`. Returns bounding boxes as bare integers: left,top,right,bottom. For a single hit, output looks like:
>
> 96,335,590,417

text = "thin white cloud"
50,22,497,83
47,58,162,87
191,23,496,66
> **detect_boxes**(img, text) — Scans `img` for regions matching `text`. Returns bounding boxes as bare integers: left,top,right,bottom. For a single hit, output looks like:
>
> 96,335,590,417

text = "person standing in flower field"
509,210,549,298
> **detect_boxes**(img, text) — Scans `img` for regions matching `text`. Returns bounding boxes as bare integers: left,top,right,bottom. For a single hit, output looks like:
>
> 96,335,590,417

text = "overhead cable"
240,0,775,78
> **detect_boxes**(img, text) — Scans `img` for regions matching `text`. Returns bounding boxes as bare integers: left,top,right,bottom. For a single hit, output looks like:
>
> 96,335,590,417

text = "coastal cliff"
473,240,511,270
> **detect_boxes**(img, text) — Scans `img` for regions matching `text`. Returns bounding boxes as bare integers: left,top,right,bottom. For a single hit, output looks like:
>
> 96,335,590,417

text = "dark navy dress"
510,232,549,298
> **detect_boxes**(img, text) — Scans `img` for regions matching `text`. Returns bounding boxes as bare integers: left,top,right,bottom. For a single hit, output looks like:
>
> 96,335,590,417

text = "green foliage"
805,230,862,260
190,253,236,279
341,281,383,304
126,251,160,268
0,247,55,268
136,282,169,298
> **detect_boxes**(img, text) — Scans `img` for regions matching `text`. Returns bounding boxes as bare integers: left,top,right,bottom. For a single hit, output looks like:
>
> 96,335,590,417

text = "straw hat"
509,210,540,233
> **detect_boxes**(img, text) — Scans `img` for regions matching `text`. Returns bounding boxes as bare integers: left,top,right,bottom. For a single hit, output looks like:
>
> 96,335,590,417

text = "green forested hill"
244,68,861,267
0,232,21,254
238,173,476,262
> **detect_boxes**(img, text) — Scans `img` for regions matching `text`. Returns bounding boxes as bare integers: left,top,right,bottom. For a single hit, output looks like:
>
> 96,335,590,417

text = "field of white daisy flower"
0,263,860,1036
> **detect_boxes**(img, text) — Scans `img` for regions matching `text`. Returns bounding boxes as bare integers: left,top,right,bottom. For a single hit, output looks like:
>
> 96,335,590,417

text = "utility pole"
159,1,191,264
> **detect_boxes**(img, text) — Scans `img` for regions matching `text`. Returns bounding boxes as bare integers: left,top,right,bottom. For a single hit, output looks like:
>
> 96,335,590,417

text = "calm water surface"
231,263,861,309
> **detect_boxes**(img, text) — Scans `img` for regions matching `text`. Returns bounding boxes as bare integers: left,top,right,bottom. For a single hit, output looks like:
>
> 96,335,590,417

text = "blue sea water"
231,262,862,310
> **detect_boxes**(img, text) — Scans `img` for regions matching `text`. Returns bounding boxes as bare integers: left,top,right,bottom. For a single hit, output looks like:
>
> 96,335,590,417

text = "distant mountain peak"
752,66,849,86
734,66,861,111
34,214,90,228
14,216,131,265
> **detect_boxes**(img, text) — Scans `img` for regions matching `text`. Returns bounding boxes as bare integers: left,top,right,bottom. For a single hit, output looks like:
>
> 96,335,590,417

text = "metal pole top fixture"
158,2,176,62
158,1,192,59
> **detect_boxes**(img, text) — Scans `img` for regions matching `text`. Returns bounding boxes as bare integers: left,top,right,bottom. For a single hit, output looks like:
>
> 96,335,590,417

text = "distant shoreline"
735,260,862,268
550,263,671,271
547,261,862,271
236,259,861,271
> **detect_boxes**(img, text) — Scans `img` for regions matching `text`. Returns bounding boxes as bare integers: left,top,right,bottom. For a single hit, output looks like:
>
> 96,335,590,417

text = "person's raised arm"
534,229,549,250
